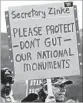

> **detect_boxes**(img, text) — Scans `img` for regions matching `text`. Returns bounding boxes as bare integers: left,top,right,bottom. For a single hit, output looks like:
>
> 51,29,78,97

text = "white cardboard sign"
6,3,80,81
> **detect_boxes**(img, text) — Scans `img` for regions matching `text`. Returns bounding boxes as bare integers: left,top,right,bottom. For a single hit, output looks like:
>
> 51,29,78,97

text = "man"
21,77,76,102
37,77,76,103
1,67,16,102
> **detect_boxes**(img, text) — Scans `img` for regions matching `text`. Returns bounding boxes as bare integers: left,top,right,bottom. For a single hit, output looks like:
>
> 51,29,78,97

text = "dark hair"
21,93,38,102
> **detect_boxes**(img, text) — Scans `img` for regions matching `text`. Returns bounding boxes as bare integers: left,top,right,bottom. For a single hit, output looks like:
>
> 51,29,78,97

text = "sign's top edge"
8,2,74,10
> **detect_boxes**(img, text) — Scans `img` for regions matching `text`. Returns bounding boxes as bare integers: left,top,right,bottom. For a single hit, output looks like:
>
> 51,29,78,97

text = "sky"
1,1,82,33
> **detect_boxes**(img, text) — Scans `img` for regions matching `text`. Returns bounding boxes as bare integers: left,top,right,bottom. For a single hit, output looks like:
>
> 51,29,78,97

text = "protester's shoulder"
21,93,38,102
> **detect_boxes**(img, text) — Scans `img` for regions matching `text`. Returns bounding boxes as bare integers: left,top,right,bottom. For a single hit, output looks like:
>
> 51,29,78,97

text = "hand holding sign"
45,79,56,103
45,95,56,103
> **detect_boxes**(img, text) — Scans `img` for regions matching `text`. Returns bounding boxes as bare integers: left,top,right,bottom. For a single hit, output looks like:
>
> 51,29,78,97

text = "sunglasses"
52,83,66,88
43,83,66,91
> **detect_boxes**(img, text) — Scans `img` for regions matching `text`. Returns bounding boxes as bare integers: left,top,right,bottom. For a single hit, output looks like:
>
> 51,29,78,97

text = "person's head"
1,67,14,97
41,77,73,102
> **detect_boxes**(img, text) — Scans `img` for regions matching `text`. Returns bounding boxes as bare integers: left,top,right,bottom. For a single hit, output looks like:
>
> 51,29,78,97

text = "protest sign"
28,79,42,94
5,3,81,81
